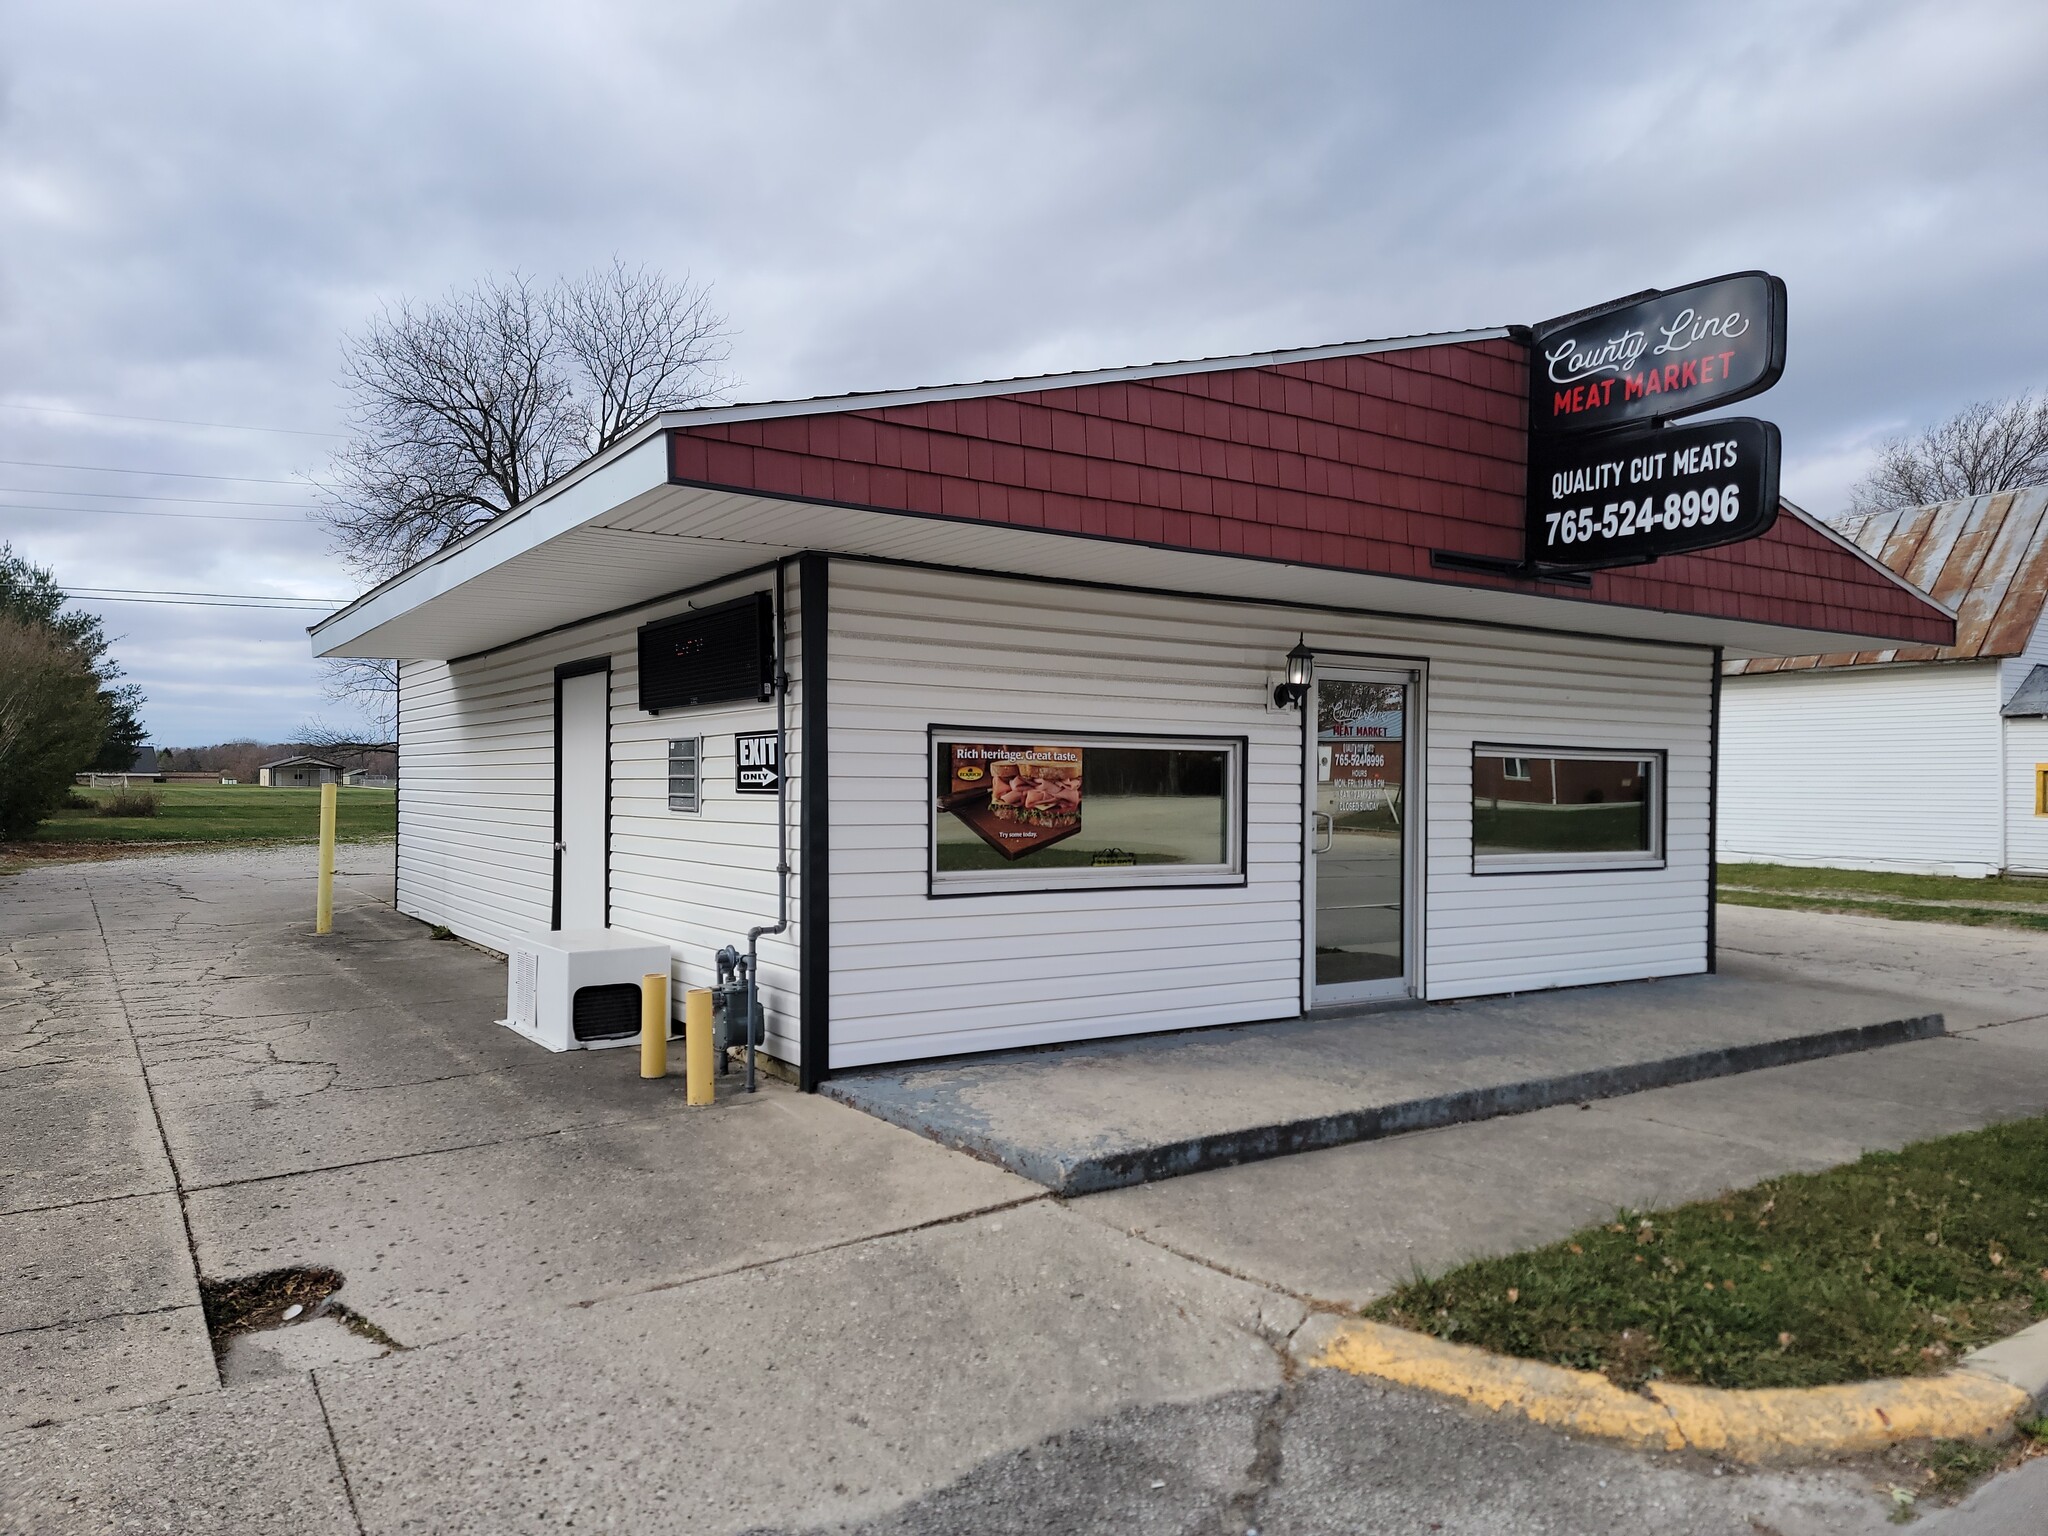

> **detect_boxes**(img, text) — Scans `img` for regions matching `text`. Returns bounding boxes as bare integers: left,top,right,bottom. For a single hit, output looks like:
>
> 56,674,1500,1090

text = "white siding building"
311,333,1949,1086
1721,487,2048,878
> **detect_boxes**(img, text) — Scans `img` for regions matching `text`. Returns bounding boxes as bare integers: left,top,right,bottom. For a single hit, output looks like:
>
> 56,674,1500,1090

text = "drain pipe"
743,560,793,1093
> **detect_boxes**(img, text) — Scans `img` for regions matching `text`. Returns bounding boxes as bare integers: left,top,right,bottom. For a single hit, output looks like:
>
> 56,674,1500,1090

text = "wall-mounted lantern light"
1273,638,1314,710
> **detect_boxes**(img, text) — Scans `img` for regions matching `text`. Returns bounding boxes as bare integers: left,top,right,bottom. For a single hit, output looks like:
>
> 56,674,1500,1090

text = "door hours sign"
1523,270,1787,573
735,732,780,795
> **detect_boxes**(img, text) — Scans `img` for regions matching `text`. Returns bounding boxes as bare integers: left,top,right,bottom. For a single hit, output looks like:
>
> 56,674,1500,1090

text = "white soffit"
314,473,1945,662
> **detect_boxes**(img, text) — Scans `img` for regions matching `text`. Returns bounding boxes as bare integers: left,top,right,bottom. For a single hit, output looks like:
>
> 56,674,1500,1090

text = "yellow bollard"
640,972,669,1078
684,988,714,1105
314,781,337,934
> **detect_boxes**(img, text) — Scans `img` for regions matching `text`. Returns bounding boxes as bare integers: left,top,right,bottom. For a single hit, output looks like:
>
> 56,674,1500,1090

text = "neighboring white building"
1720,486,2048,877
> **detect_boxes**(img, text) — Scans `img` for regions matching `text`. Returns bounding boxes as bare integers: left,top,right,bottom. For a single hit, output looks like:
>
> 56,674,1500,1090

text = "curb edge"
1293,1314,2046,1462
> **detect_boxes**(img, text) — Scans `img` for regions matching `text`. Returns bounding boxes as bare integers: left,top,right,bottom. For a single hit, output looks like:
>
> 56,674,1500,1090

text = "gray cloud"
2,0,2044,742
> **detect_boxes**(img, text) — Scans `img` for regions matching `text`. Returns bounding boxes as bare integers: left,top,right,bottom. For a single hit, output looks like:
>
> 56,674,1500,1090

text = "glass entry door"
1311,671,1413,1004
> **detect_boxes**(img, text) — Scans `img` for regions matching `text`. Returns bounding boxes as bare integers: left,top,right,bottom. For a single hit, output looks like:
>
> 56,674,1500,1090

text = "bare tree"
316,655,400,742
559,259,731,454
318,264,731,583
1849,392,2048,520
294,718,397,777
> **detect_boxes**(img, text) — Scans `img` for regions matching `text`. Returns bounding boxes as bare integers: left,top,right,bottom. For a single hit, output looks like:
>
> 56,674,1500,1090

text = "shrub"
63,789,96,810
0,617,105,839
99,790,161,818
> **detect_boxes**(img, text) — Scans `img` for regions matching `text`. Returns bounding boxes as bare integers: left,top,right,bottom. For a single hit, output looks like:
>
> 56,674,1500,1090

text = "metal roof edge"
1780,498,1958,620
307,416,673,638
2003,662,2048,717
648,327,1517,431
307,327,1514,642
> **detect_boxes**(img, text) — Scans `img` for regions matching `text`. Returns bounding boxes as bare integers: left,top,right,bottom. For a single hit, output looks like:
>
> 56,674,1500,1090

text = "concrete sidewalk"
1074,906,2048,1308
6,850,2046,1533
824,972,1941,1193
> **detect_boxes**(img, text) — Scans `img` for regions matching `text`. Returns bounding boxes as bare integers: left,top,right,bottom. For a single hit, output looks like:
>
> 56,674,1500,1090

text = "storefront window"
931,731,1244,894
1471,748,1662,872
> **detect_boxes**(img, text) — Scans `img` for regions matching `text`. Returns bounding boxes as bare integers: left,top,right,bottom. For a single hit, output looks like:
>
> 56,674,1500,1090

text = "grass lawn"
27,785,395,847
1363,1113,2048,1391
1718,861,2048,931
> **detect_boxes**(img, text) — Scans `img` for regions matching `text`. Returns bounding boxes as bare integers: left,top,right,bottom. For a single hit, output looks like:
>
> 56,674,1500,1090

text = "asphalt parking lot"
4,845,2046,1533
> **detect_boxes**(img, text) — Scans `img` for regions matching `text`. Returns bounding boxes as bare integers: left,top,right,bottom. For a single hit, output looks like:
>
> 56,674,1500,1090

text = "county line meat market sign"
1523,271,1787,573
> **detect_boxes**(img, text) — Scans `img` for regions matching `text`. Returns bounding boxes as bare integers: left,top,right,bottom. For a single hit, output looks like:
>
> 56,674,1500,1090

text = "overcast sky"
3,0,2045,746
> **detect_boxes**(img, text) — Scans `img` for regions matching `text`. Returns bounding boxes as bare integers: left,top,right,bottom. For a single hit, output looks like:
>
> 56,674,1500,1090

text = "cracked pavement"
4,848,2047,1532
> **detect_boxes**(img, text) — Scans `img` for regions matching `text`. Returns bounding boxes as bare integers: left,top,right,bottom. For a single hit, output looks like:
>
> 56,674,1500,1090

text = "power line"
68,585,348,602
0,457,329,487
0,485,319,509
0,400,343,439
1,501,309,525
64,594,337,611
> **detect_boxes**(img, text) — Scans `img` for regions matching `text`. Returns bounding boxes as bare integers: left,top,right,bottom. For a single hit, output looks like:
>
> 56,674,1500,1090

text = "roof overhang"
311,431,1956,663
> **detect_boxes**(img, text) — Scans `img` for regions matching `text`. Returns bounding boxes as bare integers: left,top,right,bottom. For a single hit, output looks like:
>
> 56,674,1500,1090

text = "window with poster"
928,728,1246,896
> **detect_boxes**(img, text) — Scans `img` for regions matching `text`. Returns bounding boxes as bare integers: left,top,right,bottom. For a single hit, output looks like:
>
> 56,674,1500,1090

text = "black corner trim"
1707,645,1722,973
798,553,830,1091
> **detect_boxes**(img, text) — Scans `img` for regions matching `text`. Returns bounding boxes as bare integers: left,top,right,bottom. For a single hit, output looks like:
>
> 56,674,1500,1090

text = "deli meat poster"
940,744,1084,860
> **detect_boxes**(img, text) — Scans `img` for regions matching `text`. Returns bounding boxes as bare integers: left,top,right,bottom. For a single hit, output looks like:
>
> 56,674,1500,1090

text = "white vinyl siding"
826,564,1712,1067
396,571,806,1064
2002,716,2048,876
1719,662,2003,877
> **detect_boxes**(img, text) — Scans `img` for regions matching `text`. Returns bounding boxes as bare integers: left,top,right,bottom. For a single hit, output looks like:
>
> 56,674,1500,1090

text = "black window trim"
925,724,1250,899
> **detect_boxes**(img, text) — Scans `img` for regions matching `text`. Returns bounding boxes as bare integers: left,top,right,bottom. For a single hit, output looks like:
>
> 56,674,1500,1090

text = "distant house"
257,755,344,788
78,745,167,789
1719,486,2048,877
342,769,395,788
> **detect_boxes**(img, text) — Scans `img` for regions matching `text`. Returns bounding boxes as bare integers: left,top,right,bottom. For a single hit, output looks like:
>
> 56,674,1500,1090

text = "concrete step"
823,975,1943,1194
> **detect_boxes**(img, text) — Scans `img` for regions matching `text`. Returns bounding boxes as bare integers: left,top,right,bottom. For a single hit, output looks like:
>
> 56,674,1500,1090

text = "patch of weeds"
2018,1416,2048,1444
331,1304,405,1351
1364,1113,2048,1390
1917,1439,2003,1496
428,923,453,940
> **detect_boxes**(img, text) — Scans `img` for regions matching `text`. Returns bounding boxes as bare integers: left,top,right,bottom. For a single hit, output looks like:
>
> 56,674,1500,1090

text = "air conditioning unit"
499,929,675,1053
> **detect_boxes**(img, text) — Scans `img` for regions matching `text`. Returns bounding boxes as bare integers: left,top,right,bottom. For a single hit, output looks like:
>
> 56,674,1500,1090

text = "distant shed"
257,755,344,788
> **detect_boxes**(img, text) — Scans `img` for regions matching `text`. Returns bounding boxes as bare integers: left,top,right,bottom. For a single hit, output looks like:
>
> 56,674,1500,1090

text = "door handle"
1312,812,1335,854
553,841,567,852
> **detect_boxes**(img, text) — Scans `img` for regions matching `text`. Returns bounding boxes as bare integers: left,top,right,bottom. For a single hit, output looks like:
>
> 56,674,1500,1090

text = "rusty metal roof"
1726,485,2048,675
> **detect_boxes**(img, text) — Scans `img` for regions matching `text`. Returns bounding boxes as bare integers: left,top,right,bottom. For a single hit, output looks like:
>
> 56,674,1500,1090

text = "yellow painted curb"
1296,1316,2033,1462
1649,1374,2027,1461
1300,1314,1685,1452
